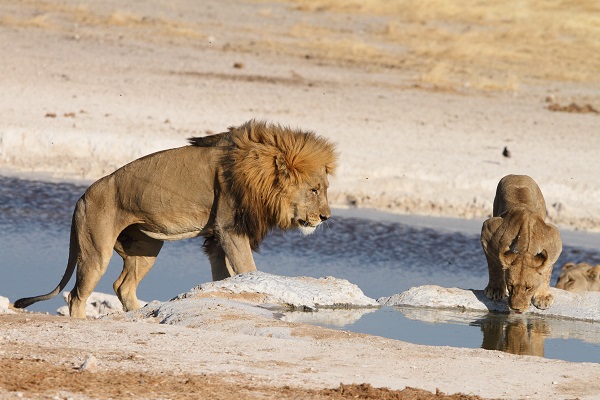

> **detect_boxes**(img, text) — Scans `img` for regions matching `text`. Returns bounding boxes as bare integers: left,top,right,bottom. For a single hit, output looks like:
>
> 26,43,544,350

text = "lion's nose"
319,214,329,222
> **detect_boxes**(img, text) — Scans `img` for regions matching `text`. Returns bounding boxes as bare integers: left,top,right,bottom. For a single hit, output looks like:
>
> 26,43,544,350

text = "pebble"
78,355,98,372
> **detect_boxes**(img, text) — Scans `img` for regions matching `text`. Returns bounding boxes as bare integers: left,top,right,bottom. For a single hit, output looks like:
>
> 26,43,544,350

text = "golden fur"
481,175,562,312
191,120,337,248
555,262,600,292
14,120,337,318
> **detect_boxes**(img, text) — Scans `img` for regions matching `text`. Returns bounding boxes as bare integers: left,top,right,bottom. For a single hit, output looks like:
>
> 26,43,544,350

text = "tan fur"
481,317,548,357
481,175,562,312
555,262,600,292
14,120,337,318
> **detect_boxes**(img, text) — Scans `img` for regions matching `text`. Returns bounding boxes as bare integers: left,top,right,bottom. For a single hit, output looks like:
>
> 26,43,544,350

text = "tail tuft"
13,297,36,309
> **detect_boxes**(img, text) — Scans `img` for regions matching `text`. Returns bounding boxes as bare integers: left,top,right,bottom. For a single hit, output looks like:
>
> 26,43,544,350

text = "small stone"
78,355,98,372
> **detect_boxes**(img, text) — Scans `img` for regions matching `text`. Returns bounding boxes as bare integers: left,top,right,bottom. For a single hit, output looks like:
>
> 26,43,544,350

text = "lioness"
555,262,600,292
481,175,562,312
14,120,337,318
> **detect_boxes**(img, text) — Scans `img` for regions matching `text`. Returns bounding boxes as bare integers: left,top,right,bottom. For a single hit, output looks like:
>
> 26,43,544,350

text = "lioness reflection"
475,314,549,357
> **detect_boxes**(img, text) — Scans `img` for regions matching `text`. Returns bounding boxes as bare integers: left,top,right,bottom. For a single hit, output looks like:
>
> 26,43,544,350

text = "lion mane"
190,120,337,249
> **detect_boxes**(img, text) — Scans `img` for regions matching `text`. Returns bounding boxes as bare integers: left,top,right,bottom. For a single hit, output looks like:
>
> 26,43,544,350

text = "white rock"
378,285,600,322
0,296,15,314
182,271,379,310
78,355,98,372
121,272,378,329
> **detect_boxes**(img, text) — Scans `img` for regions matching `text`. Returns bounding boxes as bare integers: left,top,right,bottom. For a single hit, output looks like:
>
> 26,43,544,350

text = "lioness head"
501,248,550,312
556,262,600,292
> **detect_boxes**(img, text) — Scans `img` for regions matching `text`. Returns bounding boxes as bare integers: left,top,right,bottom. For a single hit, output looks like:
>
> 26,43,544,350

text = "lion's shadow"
469,289,511,313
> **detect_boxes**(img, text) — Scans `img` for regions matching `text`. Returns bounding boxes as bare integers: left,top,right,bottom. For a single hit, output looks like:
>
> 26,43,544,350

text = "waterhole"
1,176,599,363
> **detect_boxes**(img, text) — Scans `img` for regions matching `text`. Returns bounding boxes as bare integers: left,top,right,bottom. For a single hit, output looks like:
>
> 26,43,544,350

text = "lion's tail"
13,211,80,310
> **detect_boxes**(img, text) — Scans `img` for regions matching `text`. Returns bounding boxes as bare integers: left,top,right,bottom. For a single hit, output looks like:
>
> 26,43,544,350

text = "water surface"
1,176,599,363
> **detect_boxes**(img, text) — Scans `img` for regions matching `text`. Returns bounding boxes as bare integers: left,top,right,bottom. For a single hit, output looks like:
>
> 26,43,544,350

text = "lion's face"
556,262,600,292
501,251,548,312
287,171,331,235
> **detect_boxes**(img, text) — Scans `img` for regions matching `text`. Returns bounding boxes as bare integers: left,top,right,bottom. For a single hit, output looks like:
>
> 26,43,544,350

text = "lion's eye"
525,285,533,292
311,188,318,195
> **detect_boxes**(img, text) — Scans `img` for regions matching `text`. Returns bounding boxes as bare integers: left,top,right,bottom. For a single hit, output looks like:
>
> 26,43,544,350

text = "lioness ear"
589,266,600,280
561,262,576,271
275,154,290,180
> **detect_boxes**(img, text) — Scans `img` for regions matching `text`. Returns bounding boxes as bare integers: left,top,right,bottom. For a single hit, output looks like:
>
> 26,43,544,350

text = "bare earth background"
1,0,600,399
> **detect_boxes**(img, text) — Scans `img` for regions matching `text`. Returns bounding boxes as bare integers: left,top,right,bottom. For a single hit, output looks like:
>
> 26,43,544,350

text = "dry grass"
284,0,600,90
3,0,598,91
0,0,205,41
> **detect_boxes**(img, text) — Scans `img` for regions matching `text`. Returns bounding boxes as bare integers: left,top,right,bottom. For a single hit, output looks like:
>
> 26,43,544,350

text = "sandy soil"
1,312,491,400
2,1,600,399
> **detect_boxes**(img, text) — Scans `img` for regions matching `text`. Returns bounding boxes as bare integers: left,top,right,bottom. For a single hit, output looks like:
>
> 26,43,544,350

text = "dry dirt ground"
1,313,489,400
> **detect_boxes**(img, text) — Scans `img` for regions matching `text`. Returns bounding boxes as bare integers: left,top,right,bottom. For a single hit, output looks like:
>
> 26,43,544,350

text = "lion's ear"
561,262,576,271
275,154,290,180
589,265,600,280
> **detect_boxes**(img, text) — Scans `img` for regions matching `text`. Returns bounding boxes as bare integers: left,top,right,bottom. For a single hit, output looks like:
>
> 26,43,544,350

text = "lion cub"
481,175,562,312
556,262,600,292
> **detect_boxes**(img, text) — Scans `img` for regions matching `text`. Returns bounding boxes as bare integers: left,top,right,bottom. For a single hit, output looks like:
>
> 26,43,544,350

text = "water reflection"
394,305,600,361
475,313,549,357
278,308,378,327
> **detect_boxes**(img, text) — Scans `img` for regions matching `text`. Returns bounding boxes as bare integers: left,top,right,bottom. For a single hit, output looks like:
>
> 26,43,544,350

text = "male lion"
14,120,337,318
555,262,600,292
481,175,562,312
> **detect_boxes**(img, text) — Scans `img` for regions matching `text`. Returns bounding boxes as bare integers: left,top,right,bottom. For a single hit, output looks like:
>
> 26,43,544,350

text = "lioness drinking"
481,174,562,312
14,120,337,318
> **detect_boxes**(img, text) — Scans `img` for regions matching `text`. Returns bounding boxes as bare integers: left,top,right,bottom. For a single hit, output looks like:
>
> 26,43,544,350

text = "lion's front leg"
532,266,554,310
532,290,554,310
206,228,257,281
481,217,506,301
218,230,257,275
484,254,507,301
203,236,236,281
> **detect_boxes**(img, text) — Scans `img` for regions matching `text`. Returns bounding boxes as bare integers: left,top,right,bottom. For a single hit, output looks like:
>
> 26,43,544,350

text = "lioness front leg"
532,267,554,310
484,255,507,301
532,289,554,310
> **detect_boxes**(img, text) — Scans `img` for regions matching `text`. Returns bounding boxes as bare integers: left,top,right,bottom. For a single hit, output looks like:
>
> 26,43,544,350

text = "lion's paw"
484,286,506,301
532,292,554,310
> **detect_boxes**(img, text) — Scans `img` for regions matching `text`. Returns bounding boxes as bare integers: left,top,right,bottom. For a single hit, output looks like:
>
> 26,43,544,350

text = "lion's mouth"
297,219,317,235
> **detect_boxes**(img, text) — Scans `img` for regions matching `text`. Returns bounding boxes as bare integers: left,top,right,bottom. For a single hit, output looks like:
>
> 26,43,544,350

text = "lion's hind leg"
68,239,115,318
113,228,163,312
